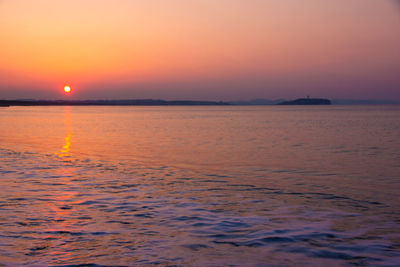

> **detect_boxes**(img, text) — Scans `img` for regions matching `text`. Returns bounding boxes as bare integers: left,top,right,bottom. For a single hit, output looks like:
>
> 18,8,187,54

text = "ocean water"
0,105,399,266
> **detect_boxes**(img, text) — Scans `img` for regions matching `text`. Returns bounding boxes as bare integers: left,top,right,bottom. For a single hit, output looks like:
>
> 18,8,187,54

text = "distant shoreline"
1,98,398,106
0,98,329,106
0,99,230,106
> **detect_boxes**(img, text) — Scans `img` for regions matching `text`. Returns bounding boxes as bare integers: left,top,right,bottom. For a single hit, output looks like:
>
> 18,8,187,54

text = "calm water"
0,105,399,266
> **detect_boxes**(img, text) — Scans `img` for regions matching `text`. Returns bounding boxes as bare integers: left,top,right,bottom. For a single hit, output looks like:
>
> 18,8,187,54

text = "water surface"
0,106,399,266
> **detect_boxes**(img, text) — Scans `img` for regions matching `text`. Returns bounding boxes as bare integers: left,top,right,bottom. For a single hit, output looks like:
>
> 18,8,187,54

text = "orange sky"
1,0,400,100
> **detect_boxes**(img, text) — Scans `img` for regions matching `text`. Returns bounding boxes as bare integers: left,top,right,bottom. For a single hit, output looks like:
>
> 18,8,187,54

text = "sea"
0,105,399,266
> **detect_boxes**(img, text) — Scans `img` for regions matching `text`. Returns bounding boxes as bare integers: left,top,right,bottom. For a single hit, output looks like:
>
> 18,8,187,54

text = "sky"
0,0,400,101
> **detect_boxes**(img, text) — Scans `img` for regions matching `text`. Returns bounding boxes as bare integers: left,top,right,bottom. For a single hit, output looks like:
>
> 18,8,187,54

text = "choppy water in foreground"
0,105,400,266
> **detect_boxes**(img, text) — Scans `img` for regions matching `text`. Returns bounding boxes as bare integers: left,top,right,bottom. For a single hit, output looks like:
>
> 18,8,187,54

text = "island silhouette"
278,98,331,105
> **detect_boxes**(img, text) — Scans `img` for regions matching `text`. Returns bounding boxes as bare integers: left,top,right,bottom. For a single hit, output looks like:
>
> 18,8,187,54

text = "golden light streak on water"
57,107,72,159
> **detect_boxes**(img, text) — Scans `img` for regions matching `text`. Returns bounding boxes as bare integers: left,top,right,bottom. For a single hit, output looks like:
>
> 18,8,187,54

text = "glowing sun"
64,85,71,93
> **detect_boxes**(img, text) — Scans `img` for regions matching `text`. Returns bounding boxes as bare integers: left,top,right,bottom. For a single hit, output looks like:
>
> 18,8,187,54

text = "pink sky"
0,0,399,100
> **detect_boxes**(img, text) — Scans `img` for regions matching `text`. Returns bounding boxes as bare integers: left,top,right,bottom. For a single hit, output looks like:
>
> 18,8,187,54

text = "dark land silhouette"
2,98,398,106
278,98,331,105
0,99,230,106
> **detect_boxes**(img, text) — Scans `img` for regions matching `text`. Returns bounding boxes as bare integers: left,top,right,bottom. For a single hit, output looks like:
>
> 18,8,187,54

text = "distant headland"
278,98,331,105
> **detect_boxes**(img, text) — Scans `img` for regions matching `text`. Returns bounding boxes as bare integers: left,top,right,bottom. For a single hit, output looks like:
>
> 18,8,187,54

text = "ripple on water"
0,148,400,266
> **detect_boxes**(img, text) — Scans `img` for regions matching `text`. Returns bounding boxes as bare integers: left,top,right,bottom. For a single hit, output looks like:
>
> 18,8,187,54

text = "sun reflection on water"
57,107,72,159
46,107,81,260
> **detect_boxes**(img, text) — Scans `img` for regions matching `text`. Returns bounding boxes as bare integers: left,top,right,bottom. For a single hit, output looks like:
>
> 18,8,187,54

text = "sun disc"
64,86,71,93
